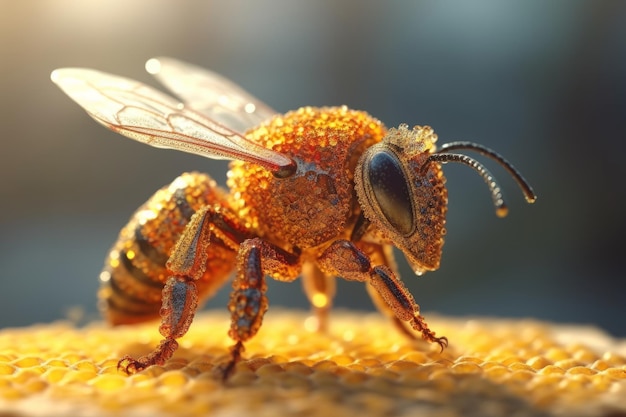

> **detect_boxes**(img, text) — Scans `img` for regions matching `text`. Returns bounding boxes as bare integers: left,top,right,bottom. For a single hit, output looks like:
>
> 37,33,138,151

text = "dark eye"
365,150,414,235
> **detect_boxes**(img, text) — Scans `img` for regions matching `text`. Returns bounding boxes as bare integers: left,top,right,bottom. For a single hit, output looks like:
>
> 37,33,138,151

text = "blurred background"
1,1,625,336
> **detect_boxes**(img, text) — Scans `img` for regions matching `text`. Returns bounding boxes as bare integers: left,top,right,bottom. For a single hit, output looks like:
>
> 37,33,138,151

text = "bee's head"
354,124,536,276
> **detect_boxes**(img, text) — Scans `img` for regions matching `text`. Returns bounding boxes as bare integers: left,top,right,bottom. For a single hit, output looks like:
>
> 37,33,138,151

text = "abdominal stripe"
119,249,165,289
133,186,197,267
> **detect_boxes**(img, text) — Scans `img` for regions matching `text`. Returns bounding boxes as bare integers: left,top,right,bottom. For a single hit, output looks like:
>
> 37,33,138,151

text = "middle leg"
223,237,301,378
301,262,336,333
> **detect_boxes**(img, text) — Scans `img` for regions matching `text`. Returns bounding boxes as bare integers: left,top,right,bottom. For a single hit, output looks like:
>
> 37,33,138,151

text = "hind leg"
119,204,247,373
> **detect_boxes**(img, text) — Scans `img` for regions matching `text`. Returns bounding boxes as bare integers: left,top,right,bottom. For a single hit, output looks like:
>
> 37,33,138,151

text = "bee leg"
359,244,419,340
301,262,335,333
119,206,219,374
368,265,448,350
223,238,300,379
365,282,419,340
317,240,448,351
119,278,198,373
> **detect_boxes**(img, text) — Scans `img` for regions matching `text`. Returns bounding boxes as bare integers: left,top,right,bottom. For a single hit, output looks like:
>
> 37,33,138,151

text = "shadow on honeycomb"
0,310,625,416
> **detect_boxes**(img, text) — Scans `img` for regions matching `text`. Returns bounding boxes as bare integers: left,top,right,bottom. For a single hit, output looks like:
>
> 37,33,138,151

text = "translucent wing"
146,57,277,134
51,68,295,177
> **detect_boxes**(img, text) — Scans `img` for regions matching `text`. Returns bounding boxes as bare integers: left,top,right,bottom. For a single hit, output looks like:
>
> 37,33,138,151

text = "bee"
51,57,536,377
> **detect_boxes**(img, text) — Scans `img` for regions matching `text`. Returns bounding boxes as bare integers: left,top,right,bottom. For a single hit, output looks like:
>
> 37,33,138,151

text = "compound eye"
365,150,415,235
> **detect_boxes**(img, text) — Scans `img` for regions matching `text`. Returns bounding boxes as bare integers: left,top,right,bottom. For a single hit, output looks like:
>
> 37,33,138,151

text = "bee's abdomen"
99,172,237,325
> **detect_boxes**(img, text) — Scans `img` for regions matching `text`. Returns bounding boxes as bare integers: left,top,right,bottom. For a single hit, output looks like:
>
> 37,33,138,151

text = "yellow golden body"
99,107,394,325
52,58,535,376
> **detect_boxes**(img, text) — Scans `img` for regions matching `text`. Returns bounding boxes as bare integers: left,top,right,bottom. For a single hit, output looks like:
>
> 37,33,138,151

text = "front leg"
317,240,448,350
360,243,421,340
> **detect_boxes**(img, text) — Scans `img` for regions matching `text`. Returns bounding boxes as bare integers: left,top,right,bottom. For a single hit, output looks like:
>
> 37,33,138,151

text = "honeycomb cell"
451,361,483,374
12,357,42,368
526,355,553,370
282,361,313,376
256,363,284,377
157,370,189,387
0,364,15,375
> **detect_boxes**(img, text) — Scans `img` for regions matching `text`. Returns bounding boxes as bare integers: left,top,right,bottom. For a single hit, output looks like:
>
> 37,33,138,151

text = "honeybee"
51,57,536,377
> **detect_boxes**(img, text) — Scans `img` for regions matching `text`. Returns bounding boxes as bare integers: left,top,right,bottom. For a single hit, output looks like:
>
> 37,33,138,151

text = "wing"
51,68,295,177
146,57,277,134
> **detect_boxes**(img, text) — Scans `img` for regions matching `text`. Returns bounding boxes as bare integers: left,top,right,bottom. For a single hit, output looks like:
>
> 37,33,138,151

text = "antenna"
422,142,537,217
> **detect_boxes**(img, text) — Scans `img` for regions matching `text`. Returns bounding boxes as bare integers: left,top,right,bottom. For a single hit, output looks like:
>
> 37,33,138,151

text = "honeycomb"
0,310,624,417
